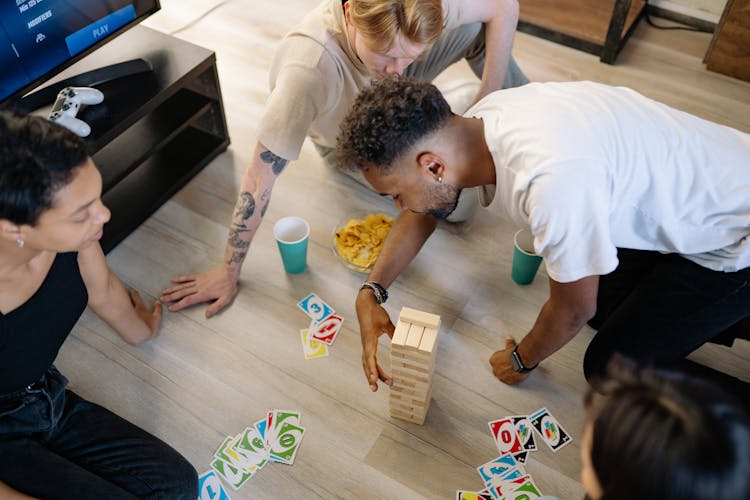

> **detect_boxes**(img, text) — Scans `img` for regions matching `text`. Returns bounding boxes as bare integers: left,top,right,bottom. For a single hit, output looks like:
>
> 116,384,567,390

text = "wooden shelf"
518,0,648,63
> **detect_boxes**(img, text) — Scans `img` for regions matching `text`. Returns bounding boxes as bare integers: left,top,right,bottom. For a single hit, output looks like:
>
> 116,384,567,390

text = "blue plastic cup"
273,216,310,274
512,229,542,285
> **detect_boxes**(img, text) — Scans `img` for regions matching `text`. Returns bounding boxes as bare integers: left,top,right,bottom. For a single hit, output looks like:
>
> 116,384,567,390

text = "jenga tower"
389,306,441,425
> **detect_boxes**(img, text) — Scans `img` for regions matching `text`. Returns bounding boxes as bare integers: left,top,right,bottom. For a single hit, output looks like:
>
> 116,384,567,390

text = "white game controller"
48,86,104,137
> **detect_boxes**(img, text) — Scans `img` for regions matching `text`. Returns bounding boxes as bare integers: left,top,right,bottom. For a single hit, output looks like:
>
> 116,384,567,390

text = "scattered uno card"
297,293,334,322
456,491,494,500
529,407,572,452
267,410,305,464
210,457,253,491
300,328,329,359
198,470,231,500
209,409,306,492
511,416,537,452
309,314,344,345
477,454,519,485
488,418,525,455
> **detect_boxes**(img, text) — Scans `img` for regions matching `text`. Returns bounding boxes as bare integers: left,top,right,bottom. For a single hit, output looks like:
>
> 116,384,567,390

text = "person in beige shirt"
160,0,528,317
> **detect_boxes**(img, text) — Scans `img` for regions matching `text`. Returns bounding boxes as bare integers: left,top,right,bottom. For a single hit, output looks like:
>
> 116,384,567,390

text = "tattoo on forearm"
260,150,288,175
233,192,256,226
227,251,246,265
227,226,250,249
261,201,270,217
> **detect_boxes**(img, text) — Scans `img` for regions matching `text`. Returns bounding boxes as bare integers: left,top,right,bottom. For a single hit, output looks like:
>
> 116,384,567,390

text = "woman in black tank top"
0,111,198,499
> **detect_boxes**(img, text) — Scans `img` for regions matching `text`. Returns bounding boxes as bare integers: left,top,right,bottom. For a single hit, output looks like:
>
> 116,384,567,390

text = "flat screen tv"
0,0,161,104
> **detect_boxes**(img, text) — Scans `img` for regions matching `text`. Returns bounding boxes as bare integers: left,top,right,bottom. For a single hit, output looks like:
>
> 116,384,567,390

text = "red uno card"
488,418,524,455
310,314,344,345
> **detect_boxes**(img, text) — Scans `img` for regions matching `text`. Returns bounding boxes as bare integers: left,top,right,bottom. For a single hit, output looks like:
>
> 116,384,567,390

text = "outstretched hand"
356,290,396,392
160,265,239,318
489,337,531,385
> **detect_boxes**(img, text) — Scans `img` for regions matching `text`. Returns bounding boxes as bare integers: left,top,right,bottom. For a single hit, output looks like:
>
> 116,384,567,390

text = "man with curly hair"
336,77,750,402
159,0,528,318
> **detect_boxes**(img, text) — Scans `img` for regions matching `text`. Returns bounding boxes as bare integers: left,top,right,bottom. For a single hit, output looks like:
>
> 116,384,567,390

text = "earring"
438,176,443,183
16,238,24,248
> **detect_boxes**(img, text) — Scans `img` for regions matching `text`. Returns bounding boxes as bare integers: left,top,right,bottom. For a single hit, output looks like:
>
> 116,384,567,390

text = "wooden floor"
58,1,750,498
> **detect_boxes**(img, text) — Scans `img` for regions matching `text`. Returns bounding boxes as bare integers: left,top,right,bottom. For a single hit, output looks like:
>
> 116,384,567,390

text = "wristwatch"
510,345,538,374
359,281,388,304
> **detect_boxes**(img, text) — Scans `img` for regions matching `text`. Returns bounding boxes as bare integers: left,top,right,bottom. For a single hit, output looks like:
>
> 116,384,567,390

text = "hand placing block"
390,306,441,425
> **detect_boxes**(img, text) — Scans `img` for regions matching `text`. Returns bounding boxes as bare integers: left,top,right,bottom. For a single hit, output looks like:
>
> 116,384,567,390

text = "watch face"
510,351,523,372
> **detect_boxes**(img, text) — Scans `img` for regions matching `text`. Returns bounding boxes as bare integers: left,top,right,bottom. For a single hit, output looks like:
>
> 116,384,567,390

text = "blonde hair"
348,0,443,49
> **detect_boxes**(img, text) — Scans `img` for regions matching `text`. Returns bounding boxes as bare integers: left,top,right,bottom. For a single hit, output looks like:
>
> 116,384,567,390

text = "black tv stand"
29,25,230,252
16,59,153,113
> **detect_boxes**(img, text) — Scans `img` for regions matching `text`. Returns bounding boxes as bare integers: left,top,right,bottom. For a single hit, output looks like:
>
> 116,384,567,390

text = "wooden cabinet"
705,0,750,82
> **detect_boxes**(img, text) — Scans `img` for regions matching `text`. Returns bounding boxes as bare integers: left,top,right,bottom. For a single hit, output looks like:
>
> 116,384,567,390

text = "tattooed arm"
160,142,287,317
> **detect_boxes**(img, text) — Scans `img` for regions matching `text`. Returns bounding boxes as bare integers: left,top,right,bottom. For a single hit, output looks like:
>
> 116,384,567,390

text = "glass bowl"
331,211,395,274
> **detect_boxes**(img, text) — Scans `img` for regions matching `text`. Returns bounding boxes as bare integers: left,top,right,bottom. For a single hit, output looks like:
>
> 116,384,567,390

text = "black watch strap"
360,281,388,304
511,345,538,373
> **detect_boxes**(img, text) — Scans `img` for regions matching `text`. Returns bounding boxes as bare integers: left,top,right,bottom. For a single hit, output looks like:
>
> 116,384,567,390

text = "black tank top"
0,252,88,393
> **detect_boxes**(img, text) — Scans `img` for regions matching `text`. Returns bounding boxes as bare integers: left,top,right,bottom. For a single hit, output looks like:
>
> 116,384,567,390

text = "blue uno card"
198,470,231,500
477,454,519,483
297,293,334,322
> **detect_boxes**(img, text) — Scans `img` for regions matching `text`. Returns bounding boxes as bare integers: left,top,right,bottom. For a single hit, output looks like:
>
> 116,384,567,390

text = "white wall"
650,0,727,23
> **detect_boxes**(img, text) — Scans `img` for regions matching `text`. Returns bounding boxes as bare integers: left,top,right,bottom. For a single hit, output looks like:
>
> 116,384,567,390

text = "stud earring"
17,238,24,248
438,176,443,183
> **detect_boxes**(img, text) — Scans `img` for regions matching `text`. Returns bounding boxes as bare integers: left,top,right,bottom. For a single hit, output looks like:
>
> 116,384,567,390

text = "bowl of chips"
332,212,395,273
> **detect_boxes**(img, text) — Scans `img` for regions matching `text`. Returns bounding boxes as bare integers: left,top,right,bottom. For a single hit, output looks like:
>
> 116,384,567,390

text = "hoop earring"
17,238,24,248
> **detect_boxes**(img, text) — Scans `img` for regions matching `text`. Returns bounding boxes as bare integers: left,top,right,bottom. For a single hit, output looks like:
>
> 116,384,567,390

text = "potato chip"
334,213,394,269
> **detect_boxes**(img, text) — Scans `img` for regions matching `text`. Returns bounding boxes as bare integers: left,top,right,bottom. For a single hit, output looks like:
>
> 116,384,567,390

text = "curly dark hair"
335,76,452,173
0,109,88,226
585,358,750,500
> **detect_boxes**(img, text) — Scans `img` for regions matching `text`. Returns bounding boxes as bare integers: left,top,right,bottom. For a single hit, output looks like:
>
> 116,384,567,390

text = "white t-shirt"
467,81,750,282
258,0,467,161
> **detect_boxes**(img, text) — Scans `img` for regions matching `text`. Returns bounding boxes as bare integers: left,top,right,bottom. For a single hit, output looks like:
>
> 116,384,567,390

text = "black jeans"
0,367,198,499
584,249,750,402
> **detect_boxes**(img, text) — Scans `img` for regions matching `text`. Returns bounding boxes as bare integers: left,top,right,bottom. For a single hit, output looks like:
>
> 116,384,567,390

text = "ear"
0,220,22,243
343,1,350,21
416,152,445,183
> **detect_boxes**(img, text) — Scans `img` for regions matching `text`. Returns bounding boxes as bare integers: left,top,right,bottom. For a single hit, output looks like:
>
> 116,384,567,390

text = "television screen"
0,0,160,102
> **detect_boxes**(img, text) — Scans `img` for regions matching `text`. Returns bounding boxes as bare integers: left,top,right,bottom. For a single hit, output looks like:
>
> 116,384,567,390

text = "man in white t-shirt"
336,77,750,400
160,0,528,317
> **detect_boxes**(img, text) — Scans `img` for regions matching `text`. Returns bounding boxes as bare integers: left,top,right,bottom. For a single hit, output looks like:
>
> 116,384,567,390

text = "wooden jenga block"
400,307,441,329
389,306,441,425
404,323,424,349
418,327,438,353
392,320,410,346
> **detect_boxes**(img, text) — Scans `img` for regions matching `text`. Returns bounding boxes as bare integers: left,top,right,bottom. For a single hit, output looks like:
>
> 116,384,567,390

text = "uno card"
455,491,494,500
489,474,537,500
505,476,543,499
529,407,572,452
476,454,519,484
300,328,329,359
254,418,267,442
512,451,528,464
214,436,243,468
297,293,334,322
309,314,344,345
488,418,524,455
234,427,268,469
267,410,301,455
198,470,231,500
268,420,306,464
511,415,537,452
210,457,252,491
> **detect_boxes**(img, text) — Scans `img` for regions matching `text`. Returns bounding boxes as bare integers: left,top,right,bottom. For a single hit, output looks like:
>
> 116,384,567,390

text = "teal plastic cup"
273,216,310,274
512,229,542,285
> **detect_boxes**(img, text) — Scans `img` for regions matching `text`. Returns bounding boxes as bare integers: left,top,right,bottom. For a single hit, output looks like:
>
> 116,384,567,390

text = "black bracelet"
360,281,388,304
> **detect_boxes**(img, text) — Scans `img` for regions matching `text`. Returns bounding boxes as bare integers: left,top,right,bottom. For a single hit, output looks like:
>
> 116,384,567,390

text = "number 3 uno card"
529,407,572,452
297,293,334,322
